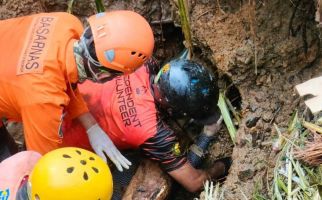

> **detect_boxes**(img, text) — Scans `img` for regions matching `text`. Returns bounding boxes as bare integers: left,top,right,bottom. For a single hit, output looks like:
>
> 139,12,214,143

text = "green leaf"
178,0,192,54
288,110,299,133
302,121,322,134
95,0,105,13
277,177,288,193
217,92,237,144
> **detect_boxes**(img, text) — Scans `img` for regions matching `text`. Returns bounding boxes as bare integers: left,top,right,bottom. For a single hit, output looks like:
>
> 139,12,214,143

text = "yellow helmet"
29,147,113,200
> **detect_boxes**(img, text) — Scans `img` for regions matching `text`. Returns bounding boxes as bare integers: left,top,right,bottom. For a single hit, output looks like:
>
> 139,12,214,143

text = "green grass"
95,0,105,13
217,92,237,144
272,111,322,200
178,0,193,56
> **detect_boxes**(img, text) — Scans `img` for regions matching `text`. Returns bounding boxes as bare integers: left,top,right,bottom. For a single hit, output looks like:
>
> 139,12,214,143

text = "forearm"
187,133,213,168
188,117,222,168
77,112,131,171
168,162,209,192
76,112,97,130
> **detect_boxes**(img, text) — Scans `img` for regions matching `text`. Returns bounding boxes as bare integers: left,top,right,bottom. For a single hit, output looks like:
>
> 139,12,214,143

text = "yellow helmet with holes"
29,147,113,200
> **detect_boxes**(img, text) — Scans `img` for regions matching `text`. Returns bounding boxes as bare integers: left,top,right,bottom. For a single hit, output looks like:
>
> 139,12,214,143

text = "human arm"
138,121,205,192
67,85,131,171
168,162,208,192
170,116,226,192
77,112,131,171
188,116,223,168
139,125,206,192
168,157,227,192
140,118,223,192
170,115,226,192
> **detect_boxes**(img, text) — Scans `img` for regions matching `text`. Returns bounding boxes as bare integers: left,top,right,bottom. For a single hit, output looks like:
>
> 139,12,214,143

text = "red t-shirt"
63,63,186,171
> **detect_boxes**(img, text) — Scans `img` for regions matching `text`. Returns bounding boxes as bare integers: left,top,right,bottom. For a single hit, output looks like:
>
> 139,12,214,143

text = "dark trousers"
0,124,18,162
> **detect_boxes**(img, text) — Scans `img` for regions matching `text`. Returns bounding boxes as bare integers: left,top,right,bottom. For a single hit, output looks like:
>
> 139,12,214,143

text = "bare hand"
203,116,223,137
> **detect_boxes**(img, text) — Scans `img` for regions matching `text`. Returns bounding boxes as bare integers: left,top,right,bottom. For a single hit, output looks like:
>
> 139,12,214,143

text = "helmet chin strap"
73,41,87,83
79,34,121,83
79,36,102,82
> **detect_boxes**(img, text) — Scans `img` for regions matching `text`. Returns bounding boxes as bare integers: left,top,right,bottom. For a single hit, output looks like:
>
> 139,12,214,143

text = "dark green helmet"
152,59,220,125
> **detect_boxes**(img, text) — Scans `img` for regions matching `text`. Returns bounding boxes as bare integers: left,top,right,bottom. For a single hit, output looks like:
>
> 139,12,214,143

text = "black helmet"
152,59,220,125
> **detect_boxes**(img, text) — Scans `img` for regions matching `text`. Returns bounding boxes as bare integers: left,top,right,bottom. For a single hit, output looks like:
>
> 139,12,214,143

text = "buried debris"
122,159,172,200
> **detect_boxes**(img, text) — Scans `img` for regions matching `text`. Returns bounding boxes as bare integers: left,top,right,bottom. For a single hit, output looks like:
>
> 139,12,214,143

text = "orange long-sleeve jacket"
0,12,89,154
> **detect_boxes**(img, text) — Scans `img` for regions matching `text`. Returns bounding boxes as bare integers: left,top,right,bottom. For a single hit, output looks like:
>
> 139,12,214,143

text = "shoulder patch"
172,142,182,156
161,63,170,73
17,16,58,75
154,63,171,83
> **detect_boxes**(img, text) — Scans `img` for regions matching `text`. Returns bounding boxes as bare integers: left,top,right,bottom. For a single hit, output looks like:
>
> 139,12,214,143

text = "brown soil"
189,0,321,199
2,0,322,199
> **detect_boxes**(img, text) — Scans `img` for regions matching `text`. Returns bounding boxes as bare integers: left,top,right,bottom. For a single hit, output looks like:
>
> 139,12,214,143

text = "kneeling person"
63,58,231,193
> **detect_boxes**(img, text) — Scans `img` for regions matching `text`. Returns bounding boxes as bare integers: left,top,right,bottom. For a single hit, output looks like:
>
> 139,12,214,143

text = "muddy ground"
2,0,322,199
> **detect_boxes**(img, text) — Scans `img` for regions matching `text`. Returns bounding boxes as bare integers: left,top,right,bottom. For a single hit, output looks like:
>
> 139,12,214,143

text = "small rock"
244,134,253,144
238,168,255,181
235,48,244,56
255,91,265,102
246,116,260,128
244,56,252,64
266,75,272,85
273,21,281,28
262,112,273,123
250,104,258,112
238,139,248,147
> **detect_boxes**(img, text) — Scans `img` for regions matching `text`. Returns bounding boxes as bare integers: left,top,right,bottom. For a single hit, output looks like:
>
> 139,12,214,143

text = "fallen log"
122,159,172,200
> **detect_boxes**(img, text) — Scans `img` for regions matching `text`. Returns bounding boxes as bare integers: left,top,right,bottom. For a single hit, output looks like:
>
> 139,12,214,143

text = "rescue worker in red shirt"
63,57,231,194
0,10,154,172
0,147,113,200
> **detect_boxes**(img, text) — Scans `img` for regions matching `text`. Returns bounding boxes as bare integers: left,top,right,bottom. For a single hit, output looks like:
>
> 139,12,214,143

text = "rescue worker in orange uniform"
0,10,154,172
0,147,113,200
63,58,232,195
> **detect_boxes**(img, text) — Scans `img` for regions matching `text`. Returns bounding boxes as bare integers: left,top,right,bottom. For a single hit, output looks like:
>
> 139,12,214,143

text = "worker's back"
0,12,83,120
0,12,88,154
63,64,158,149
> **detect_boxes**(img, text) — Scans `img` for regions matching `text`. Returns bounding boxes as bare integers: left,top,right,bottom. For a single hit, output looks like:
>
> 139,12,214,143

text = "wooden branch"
122,159,172,200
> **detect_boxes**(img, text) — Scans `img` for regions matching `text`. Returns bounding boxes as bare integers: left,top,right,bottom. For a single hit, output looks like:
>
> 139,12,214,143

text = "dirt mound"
190,0,321,198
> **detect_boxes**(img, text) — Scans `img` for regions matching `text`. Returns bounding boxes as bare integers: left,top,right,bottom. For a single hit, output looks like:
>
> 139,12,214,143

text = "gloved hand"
203,116,223,137
86,123,132,171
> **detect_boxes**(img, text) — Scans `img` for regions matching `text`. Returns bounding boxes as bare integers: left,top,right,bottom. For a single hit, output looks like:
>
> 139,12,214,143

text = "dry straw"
273,111,322,200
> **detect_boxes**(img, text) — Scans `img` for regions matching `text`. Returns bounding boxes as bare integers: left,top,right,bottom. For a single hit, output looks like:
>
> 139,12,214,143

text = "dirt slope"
189,0,321,198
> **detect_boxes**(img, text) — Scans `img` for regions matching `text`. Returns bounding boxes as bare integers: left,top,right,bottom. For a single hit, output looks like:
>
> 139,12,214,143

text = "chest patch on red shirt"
115,75,142,127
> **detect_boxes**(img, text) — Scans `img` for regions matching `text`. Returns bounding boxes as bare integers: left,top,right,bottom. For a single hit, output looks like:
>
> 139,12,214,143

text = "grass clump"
272,111,322,200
